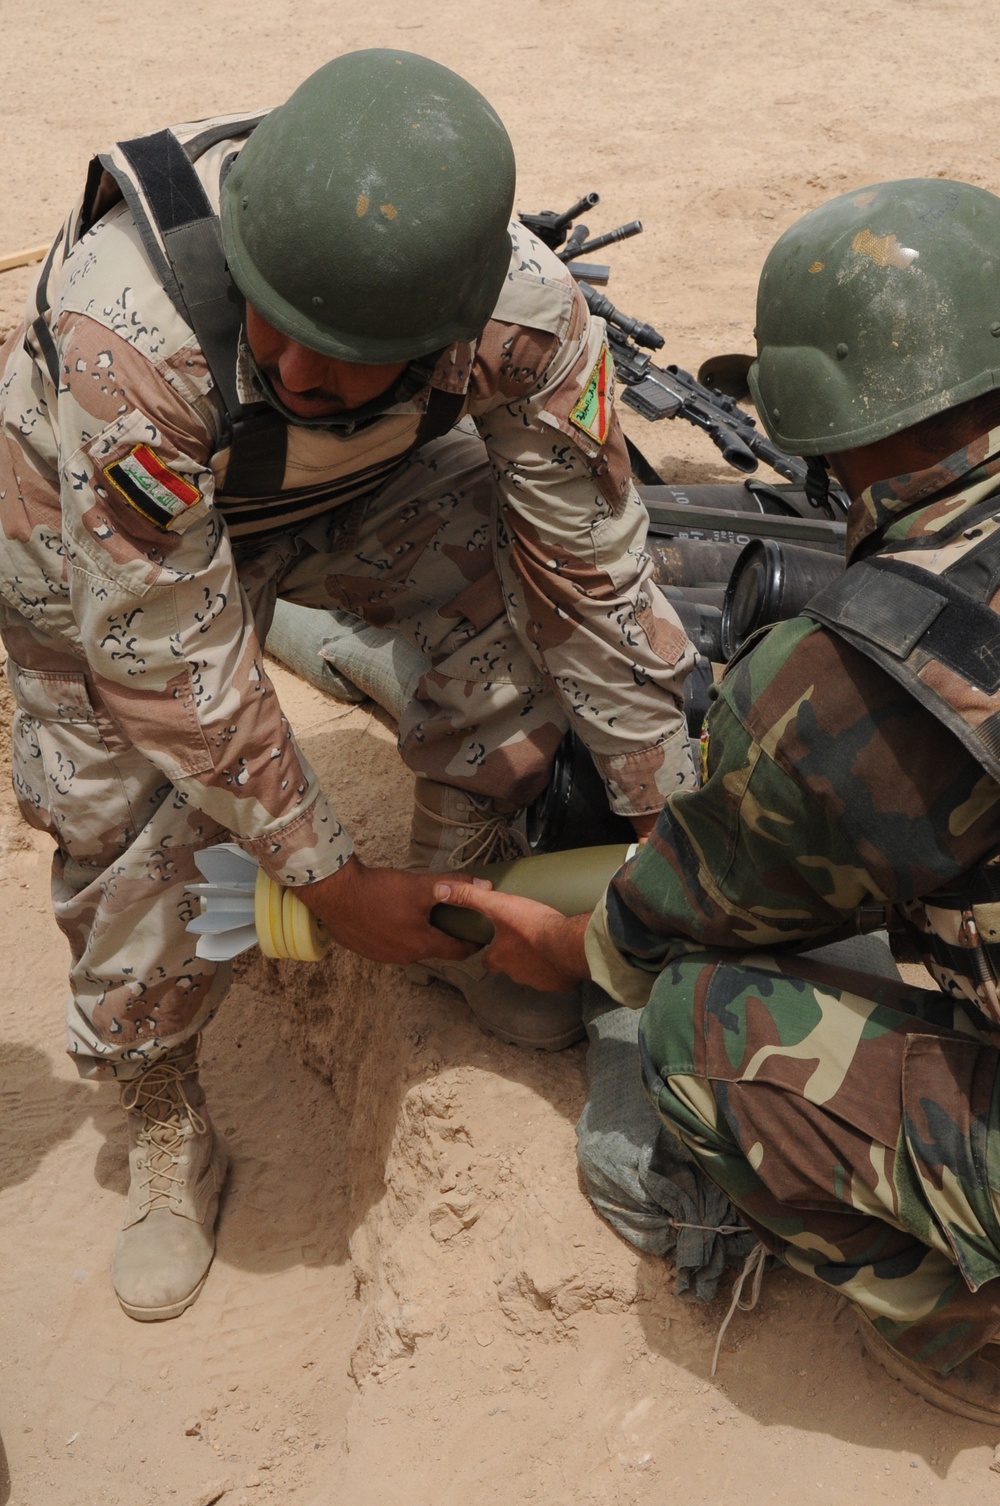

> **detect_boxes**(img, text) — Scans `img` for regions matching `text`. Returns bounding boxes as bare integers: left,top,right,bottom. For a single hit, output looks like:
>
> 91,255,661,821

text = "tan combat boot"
406,777,532,870
404,778,585,1051
112,1038,229,1321
857,1310,1000,1423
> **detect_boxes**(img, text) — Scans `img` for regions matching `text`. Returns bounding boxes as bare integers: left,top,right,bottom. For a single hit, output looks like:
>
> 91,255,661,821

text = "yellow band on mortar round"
254,866,330,961
285,884,330,962
254,867,285,958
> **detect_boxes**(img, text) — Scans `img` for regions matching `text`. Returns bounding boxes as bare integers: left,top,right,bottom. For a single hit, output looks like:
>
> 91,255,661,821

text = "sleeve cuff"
591,723,698,817
584,894,657,1010
240,791,354,888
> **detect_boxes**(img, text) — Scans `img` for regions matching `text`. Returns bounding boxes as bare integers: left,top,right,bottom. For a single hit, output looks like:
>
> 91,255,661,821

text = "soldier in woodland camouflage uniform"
0,51,696,1320
437,179,1000,1423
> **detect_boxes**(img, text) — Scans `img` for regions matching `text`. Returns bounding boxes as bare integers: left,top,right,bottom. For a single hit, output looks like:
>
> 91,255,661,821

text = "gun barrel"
721,539,845,658
562,223,589,255
647,537,748,588
640,492,847,548
550,192,601,231
579,283,665,351
573,221,643,256
710,425,758,474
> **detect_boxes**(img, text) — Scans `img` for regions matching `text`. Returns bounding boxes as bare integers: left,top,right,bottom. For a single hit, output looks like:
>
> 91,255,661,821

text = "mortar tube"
660,582,727,610
720,539,845,659
642,482,785,516
666,598,725,664
429,843,636,947
647,536,745,588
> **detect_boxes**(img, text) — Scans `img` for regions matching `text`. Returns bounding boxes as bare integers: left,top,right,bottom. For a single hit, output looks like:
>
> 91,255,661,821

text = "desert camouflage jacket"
587,428,1000,1019
0,114,692,887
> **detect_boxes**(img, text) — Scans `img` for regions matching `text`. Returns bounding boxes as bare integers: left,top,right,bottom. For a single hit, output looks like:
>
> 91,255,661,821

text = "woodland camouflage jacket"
587,429,1000,1018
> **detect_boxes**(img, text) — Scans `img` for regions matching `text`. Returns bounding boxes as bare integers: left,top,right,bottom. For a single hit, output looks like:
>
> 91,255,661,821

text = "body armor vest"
806,498,1000,1026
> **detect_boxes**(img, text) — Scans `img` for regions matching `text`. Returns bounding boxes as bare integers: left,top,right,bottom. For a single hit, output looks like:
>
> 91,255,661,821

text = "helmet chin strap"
246,347,432,434
805,455,836,518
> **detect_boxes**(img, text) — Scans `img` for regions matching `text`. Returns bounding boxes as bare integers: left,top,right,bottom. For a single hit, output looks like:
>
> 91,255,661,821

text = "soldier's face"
245,306,408,419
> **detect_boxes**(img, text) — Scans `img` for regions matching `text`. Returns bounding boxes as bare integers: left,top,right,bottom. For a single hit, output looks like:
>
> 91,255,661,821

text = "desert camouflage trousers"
4,432,571,1078
236,428,569,806
640,949,1000,1374
3,625,234,1081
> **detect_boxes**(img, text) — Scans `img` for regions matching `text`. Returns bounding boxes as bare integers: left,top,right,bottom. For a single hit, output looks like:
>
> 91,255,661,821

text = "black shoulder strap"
413,389,465,449
116,129,244,420
808,555,1000,694
806,553,1000,782
28,224,67,387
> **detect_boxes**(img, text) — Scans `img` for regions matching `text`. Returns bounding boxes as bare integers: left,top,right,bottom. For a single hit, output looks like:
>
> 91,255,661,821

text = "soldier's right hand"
298,857,482,966
431,878,591,993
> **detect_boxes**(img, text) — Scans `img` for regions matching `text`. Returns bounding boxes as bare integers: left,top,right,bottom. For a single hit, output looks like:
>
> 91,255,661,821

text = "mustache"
261,366,348,408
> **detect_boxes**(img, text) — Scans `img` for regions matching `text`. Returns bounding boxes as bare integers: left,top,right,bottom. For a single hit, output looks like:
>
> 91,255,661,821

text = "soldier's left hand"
431,880,591,993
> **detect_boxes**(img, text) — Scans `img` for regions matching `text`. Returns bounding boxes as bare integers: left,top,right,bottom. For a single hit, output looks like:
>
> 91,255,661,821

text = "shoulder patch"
569,345,614,447
103,444,202,529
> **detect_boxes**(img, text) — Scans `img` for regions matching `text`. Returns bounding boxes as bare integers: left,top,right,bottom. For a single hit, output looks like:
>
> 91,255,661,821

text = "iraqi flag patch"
568,344,614,447
103,444,202,530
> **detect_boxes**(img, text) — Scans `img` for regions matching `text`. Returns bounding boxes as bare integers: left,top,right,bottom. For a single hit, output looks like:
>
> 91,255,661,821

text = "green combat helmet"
748,179,1000,455
221,50,516,363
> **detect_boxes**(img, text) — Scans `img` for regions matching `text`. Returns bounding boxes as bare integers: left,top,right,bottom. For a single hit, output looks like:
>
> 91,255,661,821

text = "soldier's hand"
431,880,591,993
300,857,480,965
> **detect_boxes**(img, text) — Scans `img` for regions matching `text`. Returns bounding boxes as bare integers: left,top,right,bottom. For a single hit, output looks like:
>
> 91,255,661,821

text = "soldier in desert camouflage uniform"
0,51,695,1320
437,179,1000,1423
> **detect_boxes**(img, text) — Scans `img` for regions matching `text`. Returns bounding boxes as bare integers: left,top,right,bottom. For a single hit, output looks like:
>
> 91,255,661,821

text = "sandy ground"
4,2,1000,1503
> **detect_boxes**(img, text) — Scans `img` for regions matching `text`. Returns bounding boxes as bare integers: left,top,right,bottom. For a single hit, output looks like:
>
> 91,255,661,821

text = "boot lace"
120,1052,206,1216
710,1241,767,1377
413,790,531,869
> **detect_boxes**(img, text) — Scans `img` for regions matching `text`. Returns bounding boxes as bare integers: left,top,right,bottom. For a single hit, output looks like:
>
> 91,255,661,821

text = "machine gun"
518,194,849,522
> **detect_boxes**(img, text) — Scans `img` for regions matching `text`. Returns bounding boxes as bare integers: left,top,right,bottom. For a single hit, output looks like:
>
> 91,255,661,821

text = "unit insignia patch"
568,344,614,446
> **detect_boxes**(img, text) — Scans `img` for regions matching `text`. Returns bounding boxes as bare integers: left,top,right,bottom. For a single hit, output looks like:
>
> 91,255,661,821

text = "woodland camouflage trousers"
640,949,1000,1374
